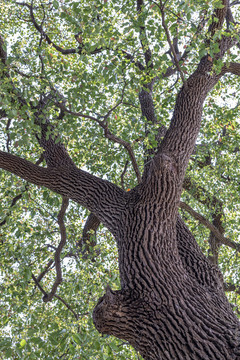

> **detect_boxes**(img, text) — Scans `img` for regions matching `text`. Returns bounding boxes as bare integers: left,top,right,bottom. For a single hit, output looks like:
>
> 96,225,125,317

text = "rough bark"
93,27,240,359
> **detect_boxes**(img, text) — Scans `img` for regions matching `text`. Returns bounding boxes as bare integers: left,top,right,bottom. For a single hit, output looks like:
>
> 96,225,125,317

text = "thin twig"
104,130,142,183
31,273,79,320
159,0,186,86
103,81,127,121
56,93,142,184
54,295,80,320
6,119,11,152
120,160,129,190
32,273,48,296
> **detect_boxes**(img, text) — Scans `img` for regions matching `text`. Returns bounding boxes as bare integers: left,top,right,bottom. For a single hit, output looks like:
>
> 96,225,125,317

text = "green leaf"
53,0,59,9
20,339,27,348
72,333,82,345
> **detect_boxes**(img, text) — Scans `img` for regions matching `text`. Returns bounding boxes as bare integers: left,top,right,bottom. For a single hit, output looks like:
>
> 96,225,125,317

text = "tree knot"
92,286,129,335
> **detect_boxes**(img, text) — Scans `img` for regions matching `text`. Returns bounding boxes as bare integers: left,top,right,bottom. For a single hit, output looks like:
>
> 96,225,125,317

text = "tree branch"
31,273,79,320
121,160,129,190
42,196,69,302
224,282,240,295
104,130,142,184
21,2,78,55
183,176,222,210
56,101,142,184
36,259,54,283
0,191,25,228
179,201,240,251
0,150,126,234
208,213,224,265
221,62,240,76
0,154,44,230
208,0,228,35
159,0,186,86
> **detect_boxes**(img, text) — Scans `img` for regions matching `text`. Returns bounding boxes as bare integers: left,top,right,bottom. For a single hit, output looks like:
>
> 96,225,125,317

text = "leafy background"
0,0,240,358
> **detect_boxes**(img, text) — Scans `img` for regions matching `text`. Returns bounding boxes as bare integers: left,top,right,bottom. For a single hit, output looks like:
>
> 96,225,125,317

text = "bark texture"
92,52,240,359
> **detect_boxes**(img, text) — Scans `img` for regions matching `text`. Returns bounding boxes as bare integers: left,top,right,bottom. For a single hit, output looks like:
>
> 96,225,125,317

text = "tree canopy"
0,0,240,359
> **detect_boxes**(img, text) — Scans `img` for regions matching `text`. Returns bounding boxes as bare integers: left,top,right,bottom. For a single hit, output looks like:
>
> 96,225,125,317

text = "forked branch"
159,0,186,85
56,99,142,184
31,273,79,320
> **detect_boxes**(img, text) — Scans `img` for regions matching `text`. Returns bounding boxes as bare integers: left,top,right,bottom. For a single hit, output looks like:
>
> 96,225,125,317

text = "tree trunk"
93,159,240,359
92,56,240,359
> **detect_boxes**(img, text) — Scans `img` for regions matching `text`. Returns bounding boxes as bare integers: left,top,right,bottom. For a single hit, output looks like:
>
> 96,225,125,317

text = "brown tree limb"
0,150,126,234
5,119,12,152
183,176,222,210
208,0,228,35
221,62,240,76
0,192,25,228
121,50,145,71
159,0,186,86
224,282,240,295
154,21,238,184
0,154,44,230
32,273,48,296
54,295,80,320
104,130,142,184
179,201,240,251
56,102,142,184
121,160,129,190
43,196,69,302
54,103,102,123
36,259,54,283
208,213,224,265
183,172,225,265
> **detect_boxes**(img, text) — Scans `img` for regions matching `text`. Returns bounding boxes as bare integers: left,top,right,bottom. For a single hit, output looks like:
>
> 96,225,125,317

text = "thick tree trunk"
93,56,240,359
93,160,240,359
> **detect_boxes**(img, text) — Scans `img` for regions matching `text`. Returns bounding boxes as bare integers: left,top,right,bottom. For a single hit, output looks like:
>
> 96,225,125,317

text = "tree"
0,0,240,358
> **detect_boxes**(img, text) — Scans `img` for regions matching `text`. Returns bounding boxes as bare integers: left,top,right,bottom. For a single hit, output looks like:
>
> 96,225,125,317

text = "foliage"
0,0,240,358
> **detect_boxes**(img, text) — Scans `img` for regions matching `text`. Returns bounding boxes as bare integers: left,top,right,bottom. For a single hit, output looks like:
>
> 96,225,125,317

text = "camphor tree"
0,0,240,359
